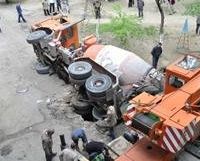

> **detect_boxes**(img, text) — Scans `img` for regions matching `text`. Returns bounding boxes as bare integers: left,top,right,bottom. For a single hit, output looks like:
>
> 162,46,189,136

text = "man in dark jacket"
56,0,62,11
41,129,57,161
137,0,144,18
0,17,2,33
151,42,162,69
196,15,200,35
85,141,112,161
16,2,26,23
128,0,134,7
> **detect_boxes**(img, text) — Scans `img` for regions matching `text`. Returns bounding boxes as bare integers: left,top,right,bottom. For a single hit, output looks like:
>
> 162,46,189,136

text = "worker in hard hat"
96,106,118,140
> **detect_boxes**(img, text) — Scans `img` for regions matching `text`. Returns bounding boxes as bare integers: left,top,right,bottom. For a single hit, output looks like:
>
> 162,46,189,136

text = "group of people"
42,0,63,16
128,0,177,18
41,128,114,161
41,105,118,161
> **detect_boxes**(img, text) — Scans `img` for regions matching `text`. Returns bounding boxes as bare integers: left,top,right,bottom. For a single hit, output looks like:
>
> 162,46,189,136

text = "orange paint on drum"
84,44,104,60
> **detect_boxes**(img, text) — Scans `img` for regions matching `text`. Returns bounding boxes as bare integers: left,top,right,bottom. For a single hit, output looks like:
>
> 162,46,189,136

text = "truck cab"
31,15,80,49
164,54,200,94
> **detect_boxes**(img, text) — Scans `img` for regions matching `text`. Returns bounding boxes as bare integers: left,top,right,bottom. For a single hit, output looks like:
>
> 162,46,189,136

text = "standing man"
93,0,101,19
168,0,176,15
128,0,134,8
71,128,88,150
42,0,50,16
151,42,162,69
16,1,26,23
49,0,55,13
56,0,62,11
59,143,79,161
196,15,200,35
41,129,57,161
137,0,144,18
0,17,2,33
96,106,117,140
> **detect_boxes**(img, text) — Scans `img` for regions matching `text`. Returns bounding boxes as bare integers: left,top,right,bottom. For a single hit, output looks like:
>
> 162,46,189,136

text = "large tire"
85,74,112,97
92,107,107,120
35,62,50,74
71,96,91,111
26,30,47,44
74,109,93,121
74,109,91,115
68,61,92,80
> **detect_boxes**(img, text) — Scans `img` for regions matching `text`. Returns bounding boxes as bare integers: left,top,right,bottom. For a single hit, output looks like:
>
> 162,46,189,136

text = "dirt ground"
0,0,200,161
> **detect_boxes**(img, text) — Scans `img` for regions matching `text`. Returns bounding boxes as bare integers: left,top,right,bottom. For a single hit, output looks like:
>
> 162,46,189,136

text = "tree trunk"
5,0,9,4
155,0,164,34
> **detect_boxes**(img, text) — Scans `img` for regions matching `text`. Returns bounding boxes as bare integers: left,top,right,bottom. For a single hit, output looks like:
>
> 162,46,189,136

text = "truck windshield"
177,55,200,70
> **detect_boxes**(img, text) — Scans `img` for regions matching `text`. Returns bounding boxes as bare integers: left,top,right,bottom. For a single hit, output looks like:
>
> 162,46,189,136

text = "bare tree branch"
155,0,165,34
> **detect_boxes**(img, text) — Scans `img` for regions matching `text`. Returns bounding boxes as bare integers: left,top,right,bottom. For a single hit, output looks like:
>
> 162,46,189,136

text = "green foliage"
184,2,200,16
100,5,157,46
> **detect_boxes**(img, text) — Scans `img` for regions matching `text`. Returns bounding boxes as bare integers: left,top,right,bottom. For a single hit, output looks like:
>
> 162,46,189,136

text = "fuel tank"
84,45,151,86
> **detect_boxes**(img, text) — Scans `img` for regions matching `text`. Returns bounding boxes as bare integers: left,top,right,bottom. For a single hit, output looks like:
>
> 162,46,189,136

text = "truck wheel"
26,30,47,44
85,74,112,97
71,96,91,111
68,61,92,80
35,62,50,74
74,109,91,115
74,109,93,121
92,107,107,120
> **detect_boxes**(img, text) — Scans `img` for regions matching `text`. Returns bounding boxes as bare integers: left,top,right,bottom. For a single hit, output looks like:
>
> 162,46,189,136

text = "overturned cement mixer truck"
26,15,163,120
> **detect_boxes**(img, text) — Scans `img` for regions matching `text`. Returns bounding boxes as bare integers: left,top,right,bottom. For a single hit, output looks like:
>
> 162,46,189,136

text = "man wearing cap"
151,42,163,69
41,129,57,161
71,128,88,150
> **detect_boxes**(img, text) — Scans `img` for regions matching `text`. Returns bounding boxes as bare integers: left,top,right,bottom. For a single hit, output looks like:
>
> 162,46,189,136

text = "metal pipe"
59,134,67,150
